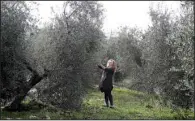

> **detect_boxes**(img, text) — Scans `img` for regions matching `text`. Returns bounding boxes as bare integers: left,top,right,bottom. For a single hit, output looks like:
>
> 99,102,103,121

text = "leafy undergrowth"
1,87,194,120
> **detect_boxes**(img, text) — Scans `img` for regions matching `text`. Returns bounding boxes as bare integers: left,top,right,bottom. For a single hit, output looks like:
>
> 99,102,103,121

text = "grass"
1,86,194,120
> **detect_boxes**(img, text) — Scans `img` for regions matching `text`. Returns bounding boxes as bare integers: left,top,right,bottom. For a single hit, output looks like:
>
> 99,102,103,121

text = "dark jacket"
98,66,115,92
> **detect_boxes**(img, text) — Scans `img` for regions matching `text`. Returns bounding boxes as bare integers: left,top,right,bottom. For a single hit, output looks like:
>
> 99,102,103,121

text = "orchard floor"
1,86,194,120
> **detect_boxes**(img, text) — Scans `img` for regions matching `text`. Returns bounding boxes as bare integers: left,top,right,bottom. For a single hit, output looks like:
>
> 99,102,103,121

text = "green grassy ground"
1,87,194,120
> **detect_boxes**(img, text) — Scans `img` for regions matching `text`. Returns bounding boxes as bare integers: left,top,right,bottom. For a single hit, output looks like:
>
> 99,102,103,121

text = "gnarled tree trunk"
3,61,49,111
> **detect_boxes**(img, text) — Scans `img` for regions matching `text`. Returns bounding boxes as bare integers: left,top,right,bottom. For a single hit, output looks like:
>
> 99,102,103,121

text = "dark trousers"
104,90,113,106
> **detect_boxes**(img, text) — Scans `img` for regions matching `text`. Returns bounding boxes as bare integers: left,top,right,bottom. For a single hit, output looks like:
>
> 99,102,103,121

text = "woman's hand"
97,64,102,68
97,64,105,70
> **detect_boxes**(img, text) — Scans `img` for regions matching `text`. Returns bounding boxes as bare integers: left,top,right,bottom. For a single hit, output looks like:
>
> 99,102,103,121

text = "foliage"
31,1,106,109
142,1,194,108
104,1,194,109
1,1,39,106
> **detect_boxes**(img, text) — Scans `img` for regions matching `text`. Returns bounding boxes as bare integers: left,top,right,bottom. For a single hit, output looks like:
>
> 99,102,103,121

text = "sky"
31,1,181,37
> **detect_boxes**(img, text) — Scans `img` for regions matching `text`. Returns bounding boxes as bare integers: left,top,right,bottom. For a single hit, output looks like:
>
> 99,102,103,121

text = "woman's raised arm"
97,64,105,70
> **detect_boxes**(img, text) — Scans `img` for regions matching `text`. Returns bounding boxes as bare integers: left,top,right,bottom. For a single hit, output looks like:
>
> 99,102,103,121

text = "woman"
97,59,117,108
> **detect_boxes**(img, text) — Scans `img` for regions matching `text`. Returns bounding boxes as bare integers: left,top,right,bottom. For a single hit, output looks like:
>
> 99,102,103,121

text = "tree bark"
3,61,49,111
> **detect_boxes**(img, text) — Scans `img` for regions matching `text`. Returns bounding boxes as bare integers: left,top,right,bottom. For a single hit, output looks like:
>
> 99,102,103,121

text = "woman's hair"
106,59,117,72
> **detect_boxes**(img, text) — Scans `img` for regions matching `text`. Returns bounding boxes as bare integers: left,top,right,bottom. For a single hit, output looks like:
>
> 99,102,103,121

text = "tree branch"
67,6,80,19
63,1,69,16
